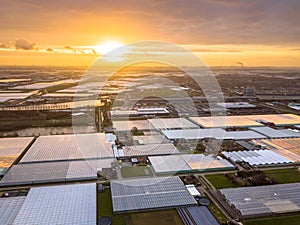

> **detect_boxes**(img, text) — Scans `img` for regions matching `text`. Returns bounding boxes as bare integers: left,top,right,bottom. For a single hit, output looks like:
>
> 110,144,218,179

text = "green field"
204,174,238,189
126,209,184,225
97,188,126,225
264,168,300,184
245,215,300,225
207,201,228,224
121,166,153,178
97,186,184,225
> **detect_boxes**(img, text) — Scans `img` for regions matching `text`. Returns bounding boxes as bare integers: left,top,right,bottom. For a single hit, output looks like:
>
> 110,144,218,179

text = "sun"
94,41,123,55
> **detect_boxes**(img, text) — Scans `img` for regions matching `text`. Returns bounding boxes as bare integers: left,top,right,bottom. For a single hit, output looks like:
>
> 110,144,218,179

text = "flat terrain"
120,166,153,178
264,168,300,184
97,186,184,225
205,174,238,189
97,188,126,225
245,215,300,225
127,210,184,225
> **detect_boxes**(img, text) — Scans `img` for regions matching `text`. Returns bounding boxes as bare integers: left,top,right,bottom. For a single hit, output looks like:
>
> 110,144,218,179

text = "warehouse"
20,133,114,163
220,183,300,218
12,183,96,225
0,159,113,186
110,177,197,213
148,118,199,130
0,137,34,174
149,154,235,174
222,150,292,166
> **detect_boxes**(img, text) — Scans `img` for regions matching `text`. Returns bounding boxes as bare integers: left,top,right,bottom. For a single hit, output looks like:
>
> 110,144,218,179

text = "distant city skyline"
0,0,300,67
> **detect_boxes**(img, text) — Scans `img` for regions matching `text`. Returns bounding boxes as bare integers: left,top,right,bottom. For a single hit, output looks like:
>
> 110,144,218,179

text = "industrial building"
220,183,300,218
110,177,197,213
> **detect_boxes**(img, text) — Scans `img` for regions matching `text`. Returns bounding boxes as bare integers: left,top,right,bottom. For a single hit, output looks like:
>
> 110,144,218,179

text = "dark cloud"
0,42,11,49
46,48,53,51
15,39,38,50
0,0,299,45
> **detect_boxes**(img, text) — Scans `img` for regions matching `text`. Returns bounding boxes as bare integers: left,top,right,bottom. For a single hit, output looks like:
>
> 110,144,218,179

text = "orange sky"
0,0,300,67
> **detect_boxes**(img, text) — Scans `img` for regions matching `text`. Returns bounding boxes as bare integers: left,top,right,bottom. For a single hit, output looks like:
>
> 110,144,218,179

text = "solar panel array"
0,137,34,168
222,150,292,166
0,159,112,186
20,133,113,163
0,196,26,225
220,183,300,218
110,177,197,213
13,183,96,225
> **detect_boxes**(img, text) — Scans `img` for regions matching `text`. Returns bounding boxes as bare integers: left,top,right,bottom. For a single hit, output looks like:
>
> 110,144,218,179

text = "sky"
0,0,300,67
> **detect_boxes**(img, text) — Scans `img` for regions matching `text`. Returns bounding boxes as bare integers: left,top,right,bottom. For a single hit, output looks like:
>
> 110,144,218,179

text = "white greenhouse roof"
110,177,197,213
0,137,34,169
190,114,300,128
0,92,33,102
0,196,26,225
218,102,256,109
222,150,292,166
162,129,265,140
149,154,234,174
20,133,114,163
113,120,153,131
148,118,199,130
0,137,34,157
13,183,96,225
0,159,112,186
220,183,300,217
115,143,180,157
250,126,300,138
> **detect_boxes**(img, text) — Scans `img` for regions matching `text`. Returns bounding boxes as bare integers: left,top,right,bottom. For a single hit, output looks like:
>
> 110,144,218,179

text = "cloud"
0,42,11,49
15,39,38,50
1,0,300,46
46,48,53,51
